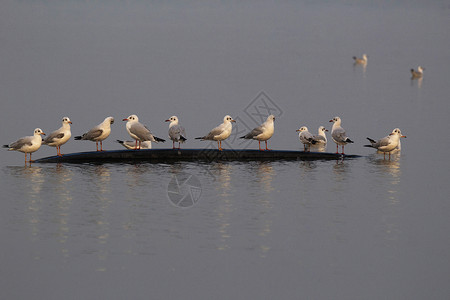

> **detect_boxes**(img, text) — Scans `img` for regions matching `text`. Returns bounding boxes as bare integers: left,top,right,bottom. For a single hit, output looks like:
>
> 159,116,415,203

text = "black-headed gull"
411,66,424,79
353,54,368,65
364,128,406,159
312,126,328,145
3,128,46,163
43,117,72,156
329,116,354,154
74,116,114,151
296,126,316,152
239,115,275,151
165,116,187,149
195,115,236,151
122,114,165,150
117,140,152,150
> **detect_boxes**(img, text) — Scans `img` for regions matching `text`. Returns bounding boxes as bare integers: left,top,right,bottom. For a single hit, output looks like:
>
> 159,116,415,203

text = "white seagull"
411,66,424,79
165,116,187,149
74,116,114,151
353,54,368,65
122,114,165,150
195,115,236,151
329,116,354,154
3,128,46,163
117,140,152,150
239,115,275,151
296,126,316,152
43,117,72,156
364,128,406,159
312,126,328,145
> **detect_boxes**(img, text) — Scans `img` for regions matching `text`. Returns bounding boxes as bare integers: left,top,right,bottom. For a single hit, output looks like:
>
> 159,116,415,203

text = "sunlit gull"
165,116,187,149
353,54,368,65
74,116,114,151
43,117,72,156
364,128,406,159
312,126,328,145
122,114,165,150
117,140,152,150
296,126,316,152
195,115,236,151
329,116,354,154
239,115,275,151
411,66,424,79
3,128,46,163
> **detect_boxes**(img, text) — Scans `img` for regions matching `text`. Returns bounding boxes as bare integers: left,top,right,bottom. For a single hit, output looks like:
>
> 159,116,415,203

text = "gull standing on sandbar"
364,128,406,159
165,116,187,149
312,126,328,146
195,115,236,151
3,128,46,163
329,116,354,154
239,115,275,151
123,114,165,150
43,117,72,156
296,126,316,152
74,116,114,151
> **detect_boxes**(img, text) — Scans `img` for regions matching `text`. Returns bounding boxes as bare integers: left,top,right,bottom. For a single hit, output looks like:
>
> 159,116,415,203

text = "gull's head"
418,66,424,73
224,115,236,123
34,128,45,136
267,115,276,122
362,54,368,61
319,126,328,133
165,116,178,124
104,116,114,124
329,116,341,124
62,117,72,124
123,115,138,122
390,128,406,138
296,126,308,132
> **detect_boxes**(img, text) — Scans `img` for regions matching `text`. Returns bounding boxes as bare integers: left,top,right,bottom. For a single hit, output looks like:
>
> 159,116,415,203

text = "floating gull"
411,66,424,79
3,128,46,163
195,115,236,151
364,128,406,159
329,116,354,154
117,140,152,150
239,115,275,151
165,116,187,149
43,117,72,156
296,126,316,152
353,54,368,65
123,114,165,150
312,126,328,145
74,116,114,151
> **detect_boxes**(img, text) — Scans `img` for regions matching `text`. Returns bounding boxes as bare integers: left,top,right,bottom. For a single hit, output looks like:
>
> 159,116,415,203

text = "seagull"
329,116,354,154
117,140,152,150
353,54,368,65
74,116,114,151
165,116,187,149
364,128,406,159
195,115,236,151
122,114,165,150
239,115,275,151
411,66,424,79
3,128,46,163
312,126,328,145
43,117,72,156
296,126,316,152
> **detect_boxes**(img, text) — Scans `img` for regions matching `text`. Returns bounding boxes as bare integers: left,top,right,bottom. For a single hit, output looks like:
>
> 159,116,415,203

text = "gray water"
1,1,450,299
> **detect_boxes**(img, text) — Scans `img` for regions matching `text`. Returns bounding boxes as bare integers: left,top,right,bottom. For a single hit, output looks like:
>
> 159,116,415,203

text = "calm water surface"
1,1,450,299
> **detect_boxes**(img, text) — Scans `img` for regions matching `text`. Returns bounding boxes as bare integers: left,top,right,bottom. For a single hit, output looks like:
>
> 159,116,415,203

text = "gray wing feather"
83,129,103,140
130,123,155,141
243,126,264,139
10,137,33,149
43,132,64,144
